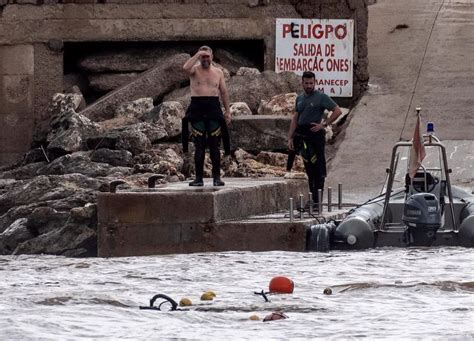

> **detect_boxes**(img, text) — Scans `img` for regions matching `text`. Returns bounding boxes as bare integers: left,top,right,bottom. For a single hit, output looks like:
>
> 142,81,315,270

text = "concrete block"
229,115,291,151
98,178,308,224
98,191,216,224
211,220,308,252
97,178,310,256
33,43,63,123
98,220,309,257
0,44,34,75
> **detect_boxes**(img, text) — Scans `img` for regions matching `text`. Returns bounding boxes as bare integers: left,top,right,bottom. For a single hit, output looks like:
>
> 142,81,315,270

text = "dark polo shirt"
295,90,337,126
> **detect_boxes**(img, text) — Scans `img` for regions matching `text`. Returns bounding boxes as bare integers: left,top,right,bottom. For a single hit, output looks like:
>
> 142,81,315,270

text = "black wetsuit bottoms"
186,97,224,180
295,126,327,204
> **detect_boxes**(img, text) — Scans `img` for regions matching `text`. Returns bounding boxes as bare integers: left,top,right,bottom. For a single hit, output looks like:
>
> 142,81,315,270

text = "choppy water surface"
1,248,473,340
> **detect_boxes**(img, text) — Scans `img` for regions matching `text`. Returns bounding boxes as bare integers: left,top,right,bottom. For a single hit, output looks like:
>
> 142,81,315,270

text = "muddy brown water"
1,248,473,339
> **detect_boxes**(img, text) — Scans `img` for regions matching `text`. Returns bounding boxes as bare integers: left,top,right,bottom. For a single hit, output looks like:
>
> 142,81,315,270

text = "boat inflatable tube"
459,201,474,247
336,217,375,249
335,201,385,249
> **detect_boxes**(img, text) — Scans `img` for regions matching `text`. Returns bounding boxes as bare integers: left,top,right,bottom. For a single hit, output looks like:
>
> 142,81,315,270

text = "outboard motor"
402,193,441,246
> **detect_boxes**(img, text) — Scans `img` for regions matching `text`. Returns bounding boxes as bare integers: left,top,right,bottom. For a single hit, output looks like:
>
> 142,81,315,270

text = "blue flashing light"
427,122,434,134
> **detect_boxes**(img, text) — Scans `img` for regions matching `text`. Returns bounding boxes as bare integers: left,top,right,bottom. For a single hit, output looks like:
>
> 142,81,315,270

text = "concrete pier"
98,177,320,257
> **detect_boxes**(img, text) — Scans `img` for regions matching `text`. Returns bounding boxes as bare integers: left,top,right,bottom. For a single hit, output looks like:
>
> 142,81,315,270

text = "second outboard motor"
402,193,441,246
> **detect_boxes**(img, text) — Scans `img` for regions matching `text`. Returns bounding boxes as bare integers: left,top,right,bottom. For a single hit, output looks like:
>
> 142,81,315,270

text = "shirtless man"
182,46,231,186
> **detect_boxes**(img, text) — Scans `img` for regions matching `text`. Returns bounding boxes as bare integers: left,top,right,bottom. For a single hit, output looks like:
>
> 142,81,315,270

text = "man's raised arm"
183,51,204,74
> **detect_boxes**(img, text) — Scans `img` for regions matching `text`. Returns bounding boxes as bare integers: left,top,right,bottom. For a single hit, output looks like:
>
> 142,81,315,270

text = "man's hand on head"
196,50,210,58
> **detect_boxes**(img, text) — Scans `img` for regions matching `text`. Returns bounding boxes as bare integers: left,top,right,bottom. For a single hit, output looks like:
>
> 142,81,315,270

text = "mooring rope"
398,0,446,141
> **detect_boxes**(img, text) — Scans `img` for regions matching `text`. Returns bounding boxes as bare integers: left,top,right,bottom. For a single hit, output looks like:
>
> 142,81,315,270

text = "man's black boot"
189,177,204,186
213,177,225,186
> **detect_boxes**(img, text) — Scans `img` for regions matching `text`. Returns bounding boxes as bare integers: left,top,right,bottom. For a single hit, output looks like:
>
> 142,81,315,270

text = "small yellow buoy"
200,292,214,301
249,314,260,321
323,287,333,295
179,297,192,306
204,291,216,298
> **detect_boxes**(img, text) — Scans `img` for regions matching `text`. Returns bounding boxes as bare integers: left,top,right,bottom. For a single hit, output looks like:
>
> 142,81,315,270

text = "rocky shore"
0,53,350,257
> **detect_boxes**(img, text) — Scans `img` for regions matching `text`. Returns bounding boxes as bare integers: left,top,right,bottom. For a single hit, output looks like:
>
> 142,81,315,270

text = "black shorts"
186,96,224,121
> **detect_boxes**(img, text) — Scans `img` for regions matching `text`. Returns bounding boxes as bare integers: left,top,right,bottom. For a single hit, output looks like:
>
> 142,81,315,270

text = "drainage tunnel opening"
63,40,265,105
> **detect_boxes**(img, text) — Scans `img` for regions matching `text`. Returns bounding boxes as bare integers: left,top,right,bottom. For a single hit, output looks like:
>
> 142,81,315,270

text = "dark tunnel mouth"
63,40,265,104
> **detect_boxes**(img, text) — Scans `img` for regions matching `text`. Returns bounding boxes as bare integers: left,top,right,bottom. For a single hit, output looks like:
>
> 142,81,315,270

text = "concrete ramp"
327,0,474,201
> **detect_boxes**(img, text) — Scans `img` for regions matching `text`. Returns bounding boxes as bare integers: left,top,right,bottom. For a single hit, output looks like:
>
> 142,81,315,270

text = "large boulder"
78,48,182,73
212,62,231,81
151,101,185,139
234,148,255,163
162,86,192,111
230,102,252,116
34,92,88,144
13,223,96,257
258,93,297,116
88,73,140,92
27,206,69,235
10,202,98,257
36,152,132,177
227,71,301,113
47,110,102,156
229,115,291,151
131,122,168,144
0,174,104,233
0,162,47,180
87,125,152,155
79,53,190,121
256,151,304,172
90,149,134,167
236,67,261,76
0,174,103,218
92,97,153,131
107,101,187,142
115,98,154,120
134,146,184,176
213,48,258,75
230,158,287,178
0,218,35,255
50,93,85,114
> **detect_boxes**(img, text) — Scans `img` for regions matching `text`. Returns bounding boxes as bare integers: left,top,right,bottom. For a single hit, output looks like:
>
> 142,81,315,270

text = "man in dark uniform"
182,46,231,186
287,71,342,207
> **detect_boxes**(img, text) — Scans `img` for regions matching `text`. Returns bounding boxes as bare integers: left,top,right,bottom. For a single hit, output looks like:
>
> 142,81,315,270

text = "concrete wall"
0,0,369,166
0,45,35,165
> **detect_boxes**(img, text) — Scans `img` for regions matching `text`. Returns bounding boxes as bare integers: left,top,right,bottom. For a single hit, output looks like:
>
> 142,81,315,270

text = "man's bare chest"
192,72,219,88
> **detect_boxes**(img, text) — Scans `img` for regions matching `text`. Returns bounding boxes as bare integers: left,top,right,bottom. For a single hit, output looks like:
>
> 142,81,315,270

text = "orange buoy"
269,276,294,294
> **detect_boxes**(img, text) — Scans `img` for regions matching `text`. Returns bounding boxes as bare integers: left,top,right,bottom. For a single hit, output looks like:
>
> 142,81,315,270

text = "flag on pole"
409,114,426,179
